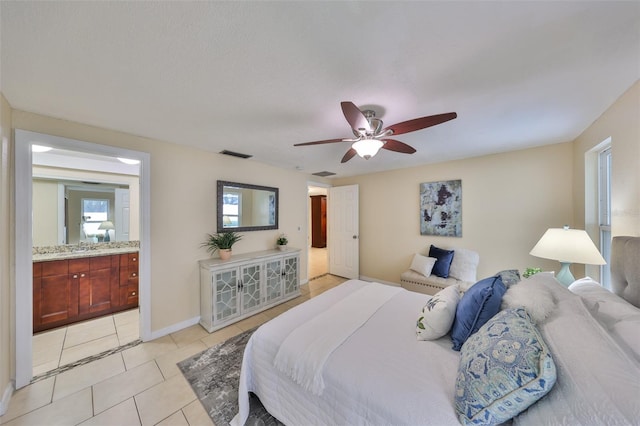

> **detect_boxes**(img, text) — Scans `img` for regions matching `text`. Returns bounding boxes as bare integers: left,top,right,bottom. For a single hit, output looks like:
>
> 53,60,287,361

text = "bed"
233,236,640,425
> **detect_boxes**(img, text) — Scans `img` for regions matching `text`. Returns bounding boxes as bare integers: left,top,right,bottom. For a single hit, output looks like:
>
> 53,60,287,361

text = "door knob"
353,235,358,239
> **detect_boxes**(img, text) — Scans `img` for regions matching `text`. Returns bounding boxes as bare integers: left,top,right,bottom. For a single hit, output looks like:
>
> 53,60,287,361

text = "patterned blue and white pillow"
416,285,461,340
455,308,556,425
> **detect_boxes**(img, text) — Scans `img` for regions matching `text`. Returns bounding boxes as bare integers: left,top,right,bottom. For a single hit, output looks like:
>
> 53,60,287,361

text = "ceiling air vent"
312,171,336,177
220,150,252,159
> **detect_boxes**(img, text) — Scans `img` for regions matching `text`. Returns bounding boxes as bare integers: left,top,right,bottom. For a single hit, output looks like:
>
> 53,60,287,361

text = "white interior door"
114,188,130,241
328,184,359,279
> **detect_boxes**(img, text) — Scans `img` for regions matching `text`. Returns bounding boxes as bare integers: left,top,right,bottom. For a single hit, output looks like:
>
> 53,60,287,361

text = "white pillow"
448,248,479,283
410,254,437,277
416,285,461,340
501,280,555,324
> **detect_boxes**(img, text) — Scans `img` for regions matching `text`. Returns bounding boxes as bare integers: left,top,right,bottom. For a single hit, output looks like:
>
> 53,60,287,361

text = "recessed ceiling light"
117,157,140,165
31,145,52,153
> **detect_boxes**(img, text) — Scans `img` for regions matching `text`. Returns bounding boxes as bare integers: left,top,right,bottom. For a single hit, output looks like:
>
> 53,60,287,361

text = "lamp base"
556,262,575,287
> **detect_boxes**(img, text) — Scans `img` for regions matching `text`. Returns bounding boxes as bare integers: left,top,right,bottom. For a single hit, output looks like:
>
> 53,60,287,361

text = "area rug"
177,328,282,426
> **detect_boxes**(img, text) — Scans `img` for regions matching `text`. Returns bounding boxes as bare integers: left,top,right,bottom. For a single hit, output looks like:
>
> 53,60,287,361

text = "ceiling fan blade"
381,139,416,154
385,112,457,136
341,148,357,163
341,101,371,132
294,138,345,147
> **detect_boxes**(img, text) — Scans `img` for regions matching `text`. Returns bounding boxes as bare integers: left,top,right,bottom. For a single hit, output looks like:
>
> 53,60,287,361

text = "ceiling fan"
294,101,457,163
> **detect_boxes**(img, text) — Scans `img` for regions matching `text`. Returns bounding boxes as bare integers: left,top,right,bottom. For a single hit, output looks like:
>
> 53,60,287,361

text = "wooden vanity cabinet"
74,256,120,318
119,253,139,309
33,251,139,333
33,260,79,332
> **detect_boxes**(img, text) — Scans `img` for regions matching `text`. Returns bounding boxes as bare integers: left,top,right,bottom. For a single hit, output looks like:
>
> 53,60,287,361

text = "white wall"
333,142,574,283
573,80,640,237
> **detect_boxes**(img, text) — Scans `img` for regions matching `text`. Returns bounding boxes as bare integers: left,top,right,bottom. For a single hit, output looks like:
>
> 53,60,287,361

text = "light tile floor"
2,275,347,426
308,247,328,279
32,308,140,378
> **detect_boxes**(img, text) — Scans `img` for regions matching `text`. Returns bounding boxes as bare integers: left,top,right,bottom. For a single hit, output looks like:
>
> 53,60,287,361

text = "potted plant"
202,231,242,260
523,267,542,278
276,234,288,251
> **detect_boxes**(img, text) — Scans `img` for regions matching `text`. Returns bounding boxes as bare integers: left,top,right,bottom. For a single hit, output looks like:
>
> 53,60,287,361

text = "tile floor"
32,309,140,378
308,247,328,279
2,275,347,426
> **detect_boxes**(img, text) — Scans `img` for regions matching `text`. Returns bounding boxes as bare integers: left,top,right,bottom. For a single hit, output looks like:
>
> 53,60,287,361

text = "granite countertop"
33,241,140,262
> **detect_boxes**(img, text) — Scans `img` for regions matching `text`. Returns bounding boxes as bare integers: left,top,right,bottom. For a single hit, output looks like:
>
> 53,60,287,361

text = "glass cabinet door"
241,263,262,313
264,259,283,304
213,268,239,323
282,255,299,297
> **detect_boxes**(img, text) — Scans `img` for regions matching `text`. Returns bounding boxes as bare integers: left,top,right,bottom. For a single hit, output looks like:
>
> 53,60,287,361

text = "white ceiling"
2,1,639,178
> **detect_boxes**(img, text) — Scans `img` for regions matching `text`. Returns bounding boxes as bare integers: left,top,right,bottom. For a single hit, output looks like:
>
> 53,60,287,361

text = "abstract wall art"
420,180,462,237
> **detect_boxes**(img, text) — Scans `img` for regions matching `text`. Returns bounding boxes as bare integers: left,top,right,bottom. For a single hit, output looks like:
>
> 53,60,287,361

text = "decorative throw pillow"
409,254,437,277
455,308,557,425
416,285,461,340
501,279,555,324
448,248,480,283
495,269,521,287
450,275,506,351
429,245,455,278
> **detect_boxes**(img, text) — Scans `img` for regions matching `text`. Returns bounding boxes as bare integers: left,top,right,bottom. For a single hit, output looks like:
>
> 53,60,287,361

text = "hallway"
308,247,328,279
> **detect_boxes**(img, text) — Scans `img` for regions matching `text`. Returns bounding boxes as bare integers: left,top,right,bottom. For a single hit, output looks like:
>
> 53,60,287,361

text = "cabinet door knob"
132,258,137,262
80,273,86,278
131,291,136,296
72,274,78,279
131,272,137,277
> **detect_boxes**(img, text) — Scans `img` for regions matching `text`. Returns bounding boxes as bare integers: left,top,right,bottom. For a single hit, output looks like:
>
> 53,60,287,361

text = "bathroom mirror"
217,180,278,232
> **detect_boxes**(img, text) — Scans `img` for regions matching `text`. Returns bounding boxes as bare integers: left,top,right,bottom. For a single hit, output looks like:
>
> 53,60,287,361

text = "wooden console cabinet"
33,252,139,333
199,249,300,332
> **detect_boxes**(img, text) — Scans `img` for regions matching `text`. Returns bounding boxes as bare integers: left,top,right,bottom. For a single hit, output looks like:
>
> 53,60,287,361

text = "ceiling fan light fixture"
352,139,383,160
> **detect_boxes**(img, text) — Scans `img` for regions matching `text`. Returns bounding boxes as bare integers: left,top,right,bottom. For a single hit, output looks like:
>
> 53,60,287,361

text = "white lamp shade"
530,227,606,265
352,139,383,159
98,221,115,230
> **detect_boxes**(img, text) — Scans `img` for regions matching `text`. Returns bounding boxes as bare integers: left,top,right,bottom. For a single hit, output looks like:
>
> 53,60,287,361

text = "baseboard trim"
358,275,401,287
148,316,200,341
0,380,15,416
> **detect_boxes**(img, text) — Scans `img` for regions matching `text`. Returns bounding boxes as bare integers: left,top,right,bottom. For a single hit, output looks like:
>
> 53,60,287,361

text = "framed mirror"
217,180,278,232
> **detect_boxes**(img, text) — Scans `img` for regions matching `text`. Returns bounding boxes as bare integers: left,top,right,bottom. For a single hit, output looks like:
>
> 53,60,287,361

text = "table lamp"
98,221,115,242
529,225,606,286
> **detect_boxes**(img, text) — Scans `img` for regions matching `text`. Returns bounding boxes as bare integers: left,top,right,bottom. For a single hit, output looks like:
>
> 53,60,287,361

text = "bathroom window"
598,146,611,288
222,191,241,227
81,198,109,240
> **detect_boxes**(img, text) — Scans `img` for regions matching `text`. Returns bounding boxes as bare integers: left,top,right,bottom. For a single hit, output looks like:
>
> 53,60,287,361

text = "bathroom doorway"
15,130,151,388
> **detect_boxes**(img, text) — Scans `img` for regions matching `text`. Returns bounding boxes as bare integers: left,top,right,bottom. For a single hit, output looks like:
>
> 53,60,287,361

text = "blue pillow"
429,245,455,278
451,275,506,351
455,308,557,425
495,269,521,287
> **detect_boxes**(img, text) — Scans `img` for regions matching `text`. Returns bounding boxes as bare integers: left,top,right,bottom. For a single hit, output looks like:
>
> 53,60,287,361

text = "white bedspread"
233,275,640,426
233,279,461,426
273,282,401,395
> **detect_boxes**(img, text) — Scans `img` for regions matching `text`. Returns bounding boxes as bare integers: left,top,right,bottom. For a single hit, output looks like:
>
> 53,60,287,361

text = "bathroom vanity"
32,245,139,333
